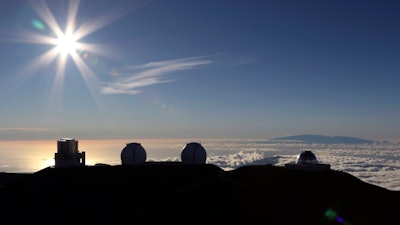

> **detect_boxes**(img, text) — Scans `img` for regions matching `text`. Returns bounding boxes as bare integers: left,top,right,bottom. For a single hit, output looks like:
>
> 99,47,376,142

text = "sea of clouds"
0,138,399,191
148,139,400,191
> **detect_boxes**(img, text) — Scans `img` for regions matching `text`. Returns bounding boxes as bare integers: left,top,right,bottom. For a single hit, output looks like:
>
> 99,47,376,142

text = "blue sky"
0,0,399,140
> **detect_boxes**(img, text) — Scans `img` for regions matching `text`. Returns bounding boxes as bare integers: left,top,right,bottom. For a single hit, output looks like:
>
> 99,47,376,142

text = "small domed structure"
121,142,147,165
296,151,318,164
285,150,330,171
181,142,207,164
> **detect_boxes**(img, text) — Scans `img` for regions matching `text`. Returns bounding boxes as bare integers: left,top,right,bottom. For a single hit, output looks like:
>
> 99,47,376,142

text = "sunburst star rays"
1,0,132,114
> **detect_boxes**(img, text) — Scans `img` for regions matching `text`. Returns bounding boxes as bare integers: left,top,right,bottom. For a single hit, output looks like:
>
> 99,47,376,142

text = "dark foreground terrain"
0,163,399,225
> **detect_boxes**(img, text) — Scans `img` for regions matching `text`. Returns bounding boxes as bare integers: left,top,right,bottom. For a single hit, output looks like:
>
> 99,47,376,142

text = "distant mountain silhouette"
0,163,398,225
270,134,374,144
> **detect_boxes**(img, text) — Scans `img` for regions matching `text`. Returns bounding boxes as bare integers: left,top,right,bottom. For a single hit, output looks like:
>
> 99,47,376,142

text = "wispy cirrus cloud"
0,127,52,132
101,57,212,95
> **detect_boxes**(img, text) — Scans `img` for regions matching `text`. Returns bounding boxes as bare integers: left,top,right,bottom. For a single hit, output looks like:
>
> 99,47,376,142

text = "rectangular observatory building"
54,138,85,168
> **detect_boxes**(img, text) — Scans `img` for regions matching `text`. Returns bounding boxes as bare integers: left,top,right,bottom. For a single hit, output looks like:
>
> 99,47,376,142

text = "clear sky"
0,0,399,140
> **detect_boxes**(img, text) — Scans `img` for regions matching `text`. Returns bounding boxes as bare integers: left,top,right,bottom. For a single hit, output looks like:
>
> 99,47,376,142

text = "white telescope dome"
121,142,147,165
181,142,207,164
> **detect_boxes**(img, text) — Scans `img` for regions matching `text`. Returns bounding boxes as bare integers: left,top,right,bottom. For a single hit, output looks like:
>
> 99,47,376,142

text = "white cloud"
207,150,266,170
100,57,211,95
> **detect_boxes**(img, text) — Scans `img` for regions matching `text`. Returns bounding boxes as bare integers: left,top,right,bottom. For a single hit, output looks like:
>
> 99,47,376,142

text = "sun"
8,0,131,105
56,32,79,56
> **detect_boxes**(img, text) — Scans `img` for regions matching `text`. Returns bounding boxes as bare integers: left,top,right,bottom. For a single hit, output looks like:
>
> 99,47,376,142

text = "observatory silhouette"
51,139,210,168
284,150,330,171
181,142,207,164
54,138,85,168
121,142,147,165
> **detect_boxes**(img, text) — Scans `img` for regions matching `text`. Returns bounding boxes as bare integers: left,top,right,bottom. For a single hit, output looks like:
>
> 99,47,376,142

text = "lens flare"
325,208,351,225
31,19,45,30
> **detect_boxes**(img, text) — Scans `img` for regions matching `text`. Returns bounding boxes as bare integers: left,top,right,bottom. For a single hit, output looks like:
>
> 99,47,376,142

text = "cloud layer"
149,139,400,191
0,138,399,191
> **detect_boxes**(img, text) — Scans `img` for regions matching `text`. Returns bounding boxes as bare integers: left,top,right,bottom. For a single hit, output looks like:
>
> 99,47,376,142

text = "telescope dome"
181,142,207,164
296,151,318,164
121,142,147,165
